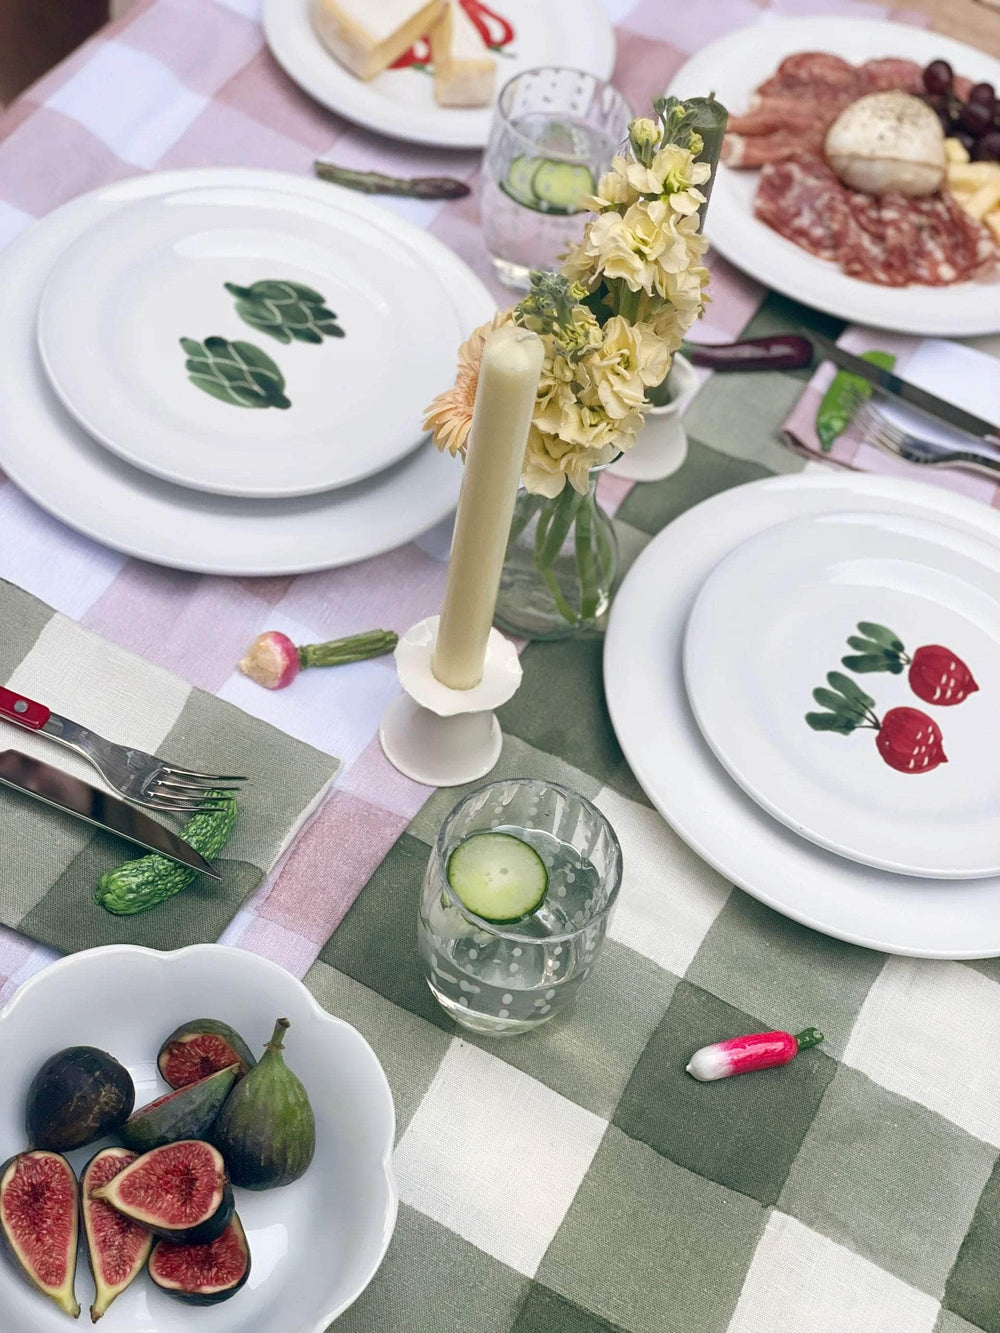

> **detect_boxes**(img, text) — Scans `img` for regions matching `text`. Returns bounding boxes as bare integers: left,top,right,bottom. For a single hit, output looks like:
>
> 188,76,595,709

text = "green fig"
211,1018,315,1190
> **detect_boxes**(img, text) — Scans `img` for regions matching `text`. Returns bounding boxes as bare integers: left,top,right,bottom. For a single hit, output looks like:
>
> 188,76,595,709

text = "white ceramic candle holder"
379,616,523,787
609,352,700,483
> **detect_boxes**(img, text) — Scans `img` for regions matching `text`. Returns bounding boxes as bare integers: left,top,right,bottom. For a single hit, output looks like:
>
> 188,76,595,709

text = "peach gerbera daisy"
424,308,514,456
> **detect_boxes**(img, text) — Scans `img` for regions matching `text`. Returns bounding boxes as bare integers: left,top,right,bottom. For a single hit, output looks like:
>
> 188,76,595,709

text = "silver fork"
0,687,244,813
856,403,1000,478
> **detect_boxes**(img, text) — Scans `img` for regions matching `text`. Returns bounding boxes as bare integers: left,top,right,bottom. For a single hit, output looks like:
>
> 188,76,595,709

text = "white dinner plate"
683,511,1000,879
604,472,1000,958
263,0,616,150
0,169,493,575
668,18,1000,336
0,944,396,1333
37,187,462,498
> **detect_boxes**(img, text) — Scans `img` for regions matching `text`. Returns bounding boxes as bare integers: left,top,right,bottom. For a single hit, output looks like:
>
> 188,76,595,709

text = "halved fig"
26,1047,134,1151
149,1214,251,1305
158,1020,256,1089
91,1140,233,1245
119,1064,238,1152
81,1148,151,1323
0,1150,80,1318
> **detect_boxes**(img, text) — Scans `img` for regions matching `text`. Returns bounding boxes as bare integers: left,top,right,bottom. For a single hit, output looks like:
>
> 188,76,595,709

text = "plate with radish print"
683,510,1000,879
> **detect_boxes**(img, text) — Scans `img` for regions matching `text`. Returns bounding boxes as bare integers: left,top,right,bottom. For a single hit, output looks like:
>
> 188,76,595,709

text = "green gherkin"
224,280,345,346
180,337,291,410
212,1018,315,1190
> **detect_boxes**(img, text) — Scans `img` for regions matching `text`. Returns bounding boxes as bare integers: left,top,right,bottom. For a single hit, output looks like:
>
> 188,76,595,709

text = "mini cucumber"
502,155,541,207
530,161,595,214
447,832,548,923
94,794,237,916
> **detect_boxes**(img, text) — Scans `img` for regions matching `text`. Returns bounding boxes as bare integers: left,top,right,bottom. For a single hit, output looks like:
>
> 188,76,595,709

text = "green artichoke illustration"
180,336,291,410
224,280,345,345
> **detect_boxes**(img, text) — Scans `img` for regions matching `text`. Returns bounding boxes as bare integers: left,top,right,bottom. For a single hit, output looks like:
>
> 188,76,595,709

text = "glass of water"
418,778,623,1036
482,67,633,290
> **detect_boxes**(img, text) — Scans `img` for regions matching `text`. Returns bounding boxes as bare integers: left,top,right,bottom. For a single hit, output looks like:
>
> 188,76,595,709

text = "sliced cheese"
430,0,496,108
312,0,445,81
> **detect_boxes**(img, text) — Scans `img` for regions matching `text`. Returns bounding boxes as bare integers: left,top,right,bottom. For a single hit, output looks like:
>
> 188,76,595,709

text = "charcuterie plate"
669,18,1000,335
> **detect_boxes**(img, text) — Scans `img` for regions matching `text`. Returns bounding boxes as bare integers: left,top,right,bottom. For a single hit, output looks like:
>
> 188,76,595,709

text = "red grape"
968,82,996,113
971,130,1000,162
923,59,953,95
961,99,994,137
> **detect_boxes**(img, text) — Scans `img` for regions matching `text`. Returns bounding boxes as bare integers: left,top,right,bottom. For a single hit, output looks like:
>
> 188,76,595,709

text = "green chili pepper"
815,350,896,451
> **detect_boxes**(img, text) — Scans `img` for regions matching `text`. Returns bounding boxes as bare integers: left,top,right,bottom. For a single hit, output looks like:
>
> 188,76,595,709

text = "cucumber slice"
531,161,595,214
447,833,548,923
503,155,541,207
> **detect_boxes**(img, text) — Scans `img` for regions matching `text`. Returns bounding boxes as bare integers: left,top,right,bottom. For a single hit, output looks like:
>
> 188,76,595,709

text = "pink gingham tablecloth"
0,0,927,1000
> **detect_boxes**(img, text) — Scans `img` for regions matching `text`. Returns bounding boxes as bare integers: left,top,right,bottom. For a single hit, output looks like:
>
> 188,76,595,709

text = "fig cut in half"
81,1148,152,1324
26,1047,134,1152
149,1214,251,1305
158,1020,256,1089
91,1140,233,1246
119,1064,238,1152
0,1149,80,1318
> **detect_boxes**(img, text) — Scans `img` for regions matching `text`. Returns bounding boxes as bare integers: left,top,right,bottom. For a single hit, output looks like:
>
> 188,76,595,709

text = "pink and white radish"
686,1027,823,1081
238,629,398,690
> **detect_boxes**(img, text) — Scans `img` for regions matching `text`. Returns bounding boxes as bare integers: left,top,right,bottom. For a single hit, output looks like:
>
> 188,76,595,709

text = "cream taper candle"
432,325,544,690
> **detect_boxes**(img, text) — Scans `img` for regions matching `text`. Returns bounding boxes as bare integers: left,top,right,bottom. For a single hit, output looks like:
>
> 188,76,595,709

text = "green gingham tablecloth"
304,293,1000,1333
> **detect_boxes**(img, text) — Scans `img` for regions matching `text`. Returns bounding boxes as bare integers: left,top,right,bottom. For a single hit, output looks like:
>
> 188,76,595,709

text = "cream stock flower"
580,316,670,420
423,308,513,456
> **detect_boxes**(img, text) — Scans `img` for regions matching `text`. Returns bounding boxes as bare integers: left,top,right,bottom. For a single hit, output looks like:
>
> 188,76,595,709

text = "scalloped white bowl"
0,944,397,1332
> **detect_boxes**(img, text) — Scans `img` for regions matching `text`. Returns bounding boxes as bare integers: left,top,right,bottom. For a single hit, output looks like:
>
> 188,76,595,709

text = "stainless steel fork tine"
153,778,243,795
162,766,248,783
144,793,233,812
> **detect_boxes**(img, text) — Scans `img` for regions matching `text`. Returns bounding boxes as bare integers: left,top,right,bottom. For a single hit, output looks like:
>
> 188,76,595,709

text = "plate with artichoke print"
36,186,463,498
683,510,1000,879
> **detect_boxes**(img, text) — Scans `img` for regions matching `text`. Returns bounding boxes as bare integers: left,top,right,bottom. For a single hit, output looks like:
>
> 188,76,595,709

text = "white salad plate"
0,169,493,575
604,472,1000,959
37,186,463,498
263,0,616,150
0,944,397,1333
683,510,1000,879
668,18,1000,336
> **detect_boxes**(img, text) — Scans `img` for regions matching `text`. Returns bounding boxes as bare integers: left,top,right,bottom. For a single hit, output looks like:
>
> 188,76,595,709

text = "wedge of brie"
430,0,496,108
312,0,445,81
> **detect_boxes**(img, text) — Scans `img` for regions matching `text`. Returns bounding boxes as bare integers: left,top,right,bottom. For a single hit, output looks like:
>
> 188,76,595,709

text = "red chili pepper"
460,0,515,49
686,1027,823,1081
390,36,432,70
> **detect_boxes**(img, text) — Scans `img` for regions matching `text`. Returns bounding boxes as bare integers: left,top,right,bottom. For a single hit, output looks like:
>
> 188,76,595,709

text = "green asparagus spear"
315,162,470,200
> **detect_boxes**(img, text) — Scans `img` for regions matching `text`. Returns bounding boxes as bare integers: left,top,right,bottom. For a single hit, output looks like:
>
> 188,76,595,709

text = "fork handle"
0,687,51,731
954,450,1000,477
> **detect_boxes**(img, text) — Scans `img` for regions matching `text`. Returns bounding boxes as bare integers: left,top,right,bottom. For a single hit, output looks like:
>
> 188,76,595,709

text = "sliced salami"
754,159,851,263
856,57,924,94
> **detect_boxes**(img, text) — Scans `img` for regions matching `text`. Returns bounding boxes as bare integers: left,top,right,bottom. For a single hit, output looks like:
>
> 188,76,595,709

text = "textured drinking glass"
418,778,623,1035
482,67,633,290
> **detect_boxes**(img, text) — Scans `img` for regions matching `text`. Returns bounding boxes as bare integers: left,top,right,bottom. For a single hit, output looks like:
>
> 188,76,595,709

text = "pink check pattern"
0,0,930,1002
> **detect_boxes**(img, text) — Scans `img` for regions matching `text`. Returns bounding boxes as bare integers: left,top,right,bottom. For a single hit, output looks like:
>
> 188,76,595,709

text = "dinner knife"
0,750,222,879
809,333,1000,449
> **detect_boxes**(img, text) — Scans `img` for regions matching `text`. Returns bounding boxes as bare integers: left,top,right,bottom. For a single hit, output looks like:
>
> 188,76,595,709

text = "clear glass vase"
494,472,619,640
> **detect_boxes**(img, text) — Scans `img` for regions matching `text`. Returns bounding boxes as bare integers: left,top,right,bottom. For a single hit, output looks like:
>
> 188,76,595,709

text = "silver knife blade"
810,333,1000,445
0,750,222,879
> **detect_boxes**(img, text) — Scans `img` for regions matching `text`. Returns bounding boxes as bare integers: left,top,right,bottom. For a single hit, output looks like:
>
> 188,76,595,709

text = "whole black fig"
26,1046,134,1151
212,1018,315,1190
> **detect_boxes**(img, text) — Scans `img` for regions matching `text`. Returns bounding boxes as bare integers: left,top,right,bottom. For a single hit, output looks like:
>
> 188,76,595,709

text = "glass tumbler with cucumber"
418,779,622,1035
483,67,633,290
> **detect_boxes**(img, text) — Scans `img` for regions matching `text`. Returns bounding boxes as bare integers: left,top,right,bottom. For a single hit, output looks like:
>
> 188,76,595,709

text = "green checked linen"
305,298,1000,1333
0,578,338,953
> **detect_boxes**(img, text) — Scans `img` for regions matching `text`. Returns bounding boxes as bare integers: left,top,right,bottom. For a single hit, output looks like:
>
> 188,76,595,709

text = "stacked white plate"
604,473,1000,958
0,168,495,575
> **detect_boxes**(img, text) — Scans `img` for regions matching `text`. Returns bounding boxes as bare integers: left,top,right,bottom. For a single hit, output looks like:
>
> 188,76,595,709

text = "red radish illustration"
842,621,978,706
806,672,948,774
687,1027,823,1081
392,1,515,70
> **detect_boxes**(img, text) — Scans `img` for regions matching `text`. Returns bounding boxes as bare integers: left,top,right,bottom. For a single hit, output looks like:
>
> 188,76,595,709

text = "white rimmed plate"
37,186,462,498
263,0,615,150
668,18,1000,336
0,169,493,575
0,944,396,1333
604,472,1000,959
683,510,1000,879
